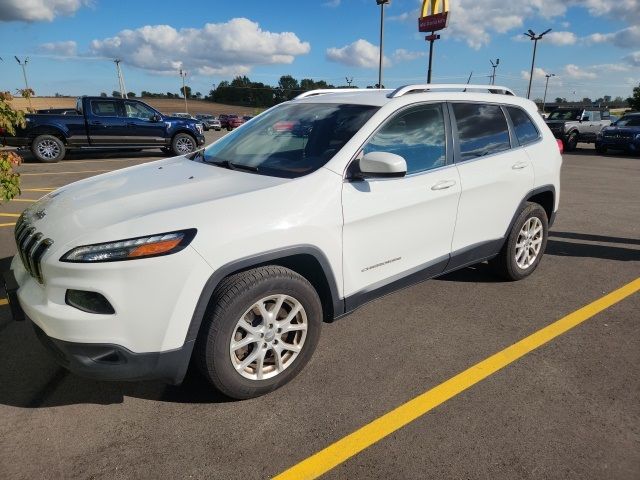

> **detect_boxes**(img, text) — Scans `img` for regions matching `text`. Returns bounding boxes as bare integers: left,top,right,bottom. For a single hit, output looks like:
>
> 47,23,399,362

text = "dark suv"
595,113,640,154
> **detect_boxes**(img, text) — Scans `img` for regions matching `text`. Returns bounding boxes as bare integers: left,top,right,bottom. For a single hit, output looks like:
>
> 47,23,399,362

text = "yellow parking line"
22,188,54,192
19,169,111,176
274,277,640,480
11,198,37,203
0,213,20,217
0,223,16,227
0,299,7,306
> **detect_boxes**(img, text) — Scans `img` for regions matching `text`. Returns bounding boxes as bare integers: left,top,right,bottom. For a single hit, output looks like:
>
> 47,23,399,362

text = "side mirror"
151,114,162,122
353,151,407,180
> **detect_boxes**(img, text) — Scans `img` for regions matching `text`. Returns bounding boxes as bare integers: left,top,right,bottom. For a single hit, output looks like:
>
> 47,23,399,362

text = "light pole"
489,58,500,85
376,0,390,89
345,76,354,87
524,29,551,99
179,69,188,113
114,59,128,99
542,73,555,114
14,56,33,109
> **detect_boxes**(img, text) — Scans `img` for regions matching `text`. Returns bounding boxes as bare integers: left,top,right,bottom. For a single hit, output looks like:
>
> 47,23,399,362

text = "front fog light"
61,229,196,263
66,290,115,314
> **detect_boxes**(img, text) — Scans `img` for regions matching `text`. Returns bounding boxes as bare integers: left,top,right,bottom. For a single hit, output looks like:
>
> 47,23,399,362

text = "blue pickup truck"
2,96,206,162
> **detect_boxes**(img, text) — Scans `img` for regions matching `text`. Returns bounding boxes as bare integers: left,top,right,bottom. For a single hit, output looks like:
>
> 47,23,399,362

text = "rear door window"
506,107,540,146
452,103,511,161
91,100,119,117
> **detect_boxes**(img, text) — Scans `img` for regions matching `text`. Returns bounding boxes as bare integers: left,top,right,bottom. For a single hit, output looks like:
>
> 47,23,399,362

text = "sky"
0,0,639,101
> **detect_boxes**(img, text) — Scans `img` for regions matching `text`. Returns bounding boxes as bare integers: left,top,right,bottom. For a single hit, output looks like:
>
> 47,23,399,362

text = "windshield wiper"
208,159,259,172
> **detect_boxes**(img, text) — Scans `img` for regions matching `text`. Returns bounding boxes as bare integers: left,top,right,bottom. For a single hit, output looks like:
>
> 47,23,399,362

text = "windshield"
548,109,582,121
200,103,378,178
614,115,640,127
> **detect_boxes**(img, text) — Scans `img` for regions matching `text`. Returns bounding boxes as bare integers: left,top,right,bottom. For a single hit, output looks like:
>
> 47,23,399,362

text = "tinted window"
91,100,119,117
453,103,510,160
592,111,601,121
506,107,539,146
123,101,157,120
615,115,640,127
364,103,446,174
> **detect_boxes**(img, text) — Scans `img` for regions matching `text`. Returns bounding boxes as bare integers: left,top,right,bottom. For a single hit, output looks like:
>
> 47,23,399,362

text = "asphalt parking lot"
0,136,638,480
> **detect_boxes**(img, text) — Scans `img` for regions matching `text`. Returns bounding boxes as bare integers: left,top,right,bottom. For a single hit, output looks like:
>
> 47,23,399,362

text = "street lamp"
376,0,390,89
542,73,555,114
489,58,500,85
179,69,188,113
14,56,32,109
524,29,551,99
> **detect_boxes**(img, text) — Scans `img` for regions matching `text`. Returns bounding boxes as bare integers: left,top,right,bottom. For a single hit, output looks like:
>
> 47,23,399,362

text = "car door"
341,102,461,308
582,111,601,141
449,102,534,267
122,100,167,145
86,99,128,146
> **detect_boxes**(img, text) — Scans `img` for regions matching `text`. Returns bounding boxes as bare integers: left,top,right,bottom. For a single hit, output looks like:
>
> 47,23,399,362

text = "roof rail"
387,84,516,98
294,88,386,99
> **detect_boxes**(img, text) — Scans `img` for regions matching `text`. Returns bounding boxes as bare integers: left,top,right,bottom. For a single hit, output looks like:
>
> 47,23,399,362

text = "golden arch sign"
419,0,450,32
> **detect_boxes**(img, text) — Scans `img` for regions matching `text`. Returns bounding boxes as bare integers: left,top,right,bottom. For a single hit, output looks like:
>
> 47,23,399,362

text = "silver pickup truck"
545,107,612,151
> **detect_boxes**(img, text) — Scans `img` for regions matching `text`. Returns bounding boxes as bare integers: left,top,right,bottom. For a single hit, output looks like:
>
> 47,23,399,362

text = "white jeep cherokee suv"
4,85,561,399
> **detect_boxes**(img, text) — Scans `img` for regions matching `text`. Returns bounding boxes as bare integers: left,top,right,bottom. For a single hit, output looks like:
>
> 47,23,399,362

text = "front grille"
14,216,53,284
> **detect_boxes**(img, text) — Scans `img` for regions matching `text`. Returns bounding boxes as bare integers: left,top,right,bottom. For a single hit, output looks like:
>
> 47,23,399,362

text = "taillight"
0,127,5,135
556,139,564,154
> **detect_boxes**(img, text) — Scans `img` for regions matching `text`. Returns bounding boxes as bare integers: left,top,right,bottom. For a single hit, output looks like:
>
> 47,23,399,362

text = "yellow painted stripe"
19,169,111,176
11,198,37,203
274,277,640,480
0,213,20,217
0,223,16,227
22,188,55,192
0,299,8,306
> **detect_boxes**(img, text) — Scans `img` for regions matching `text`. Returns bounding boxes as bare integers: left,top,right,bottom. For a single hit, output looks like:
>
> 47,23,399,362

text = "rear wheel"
564,131,579,151
31,135,65,163
195,266,322,399
595,144,607,154
171,133,197,156
489,202,548,281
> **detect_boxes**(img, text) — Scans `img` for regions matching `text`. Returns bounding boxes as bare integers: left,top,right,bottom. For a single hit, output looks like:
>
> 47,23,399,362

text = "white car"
5,85,562,399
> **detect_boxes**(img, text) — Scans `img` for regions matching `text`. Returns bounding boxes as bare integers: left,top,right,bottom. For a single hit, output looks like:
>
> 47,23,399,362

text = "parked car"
218,114,229,129
243,115,254,122
595,113,640,154
4,85,561,399
224,114,245,131
1,97,205,162
545,107,611,151
172,112,195,119
195,114,222,131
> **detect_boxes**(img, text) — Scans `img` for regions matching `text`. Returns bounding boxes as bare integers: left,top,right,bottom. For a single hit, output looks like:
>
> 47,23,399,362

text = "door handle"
91,121,103,125
512,162,528,170
431,180,456,190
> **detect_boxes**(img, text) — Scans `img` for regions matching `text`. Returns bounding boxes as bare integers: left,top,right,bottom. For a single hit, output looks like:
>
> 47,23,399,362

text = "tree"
99,92,107,97
626,83,640,111
554,97,566,103
112,90,122,98
0,90,27,202
582,97,593,104
195,92,202,99
603,95,612,103
127,91,136,98
180,85,192,98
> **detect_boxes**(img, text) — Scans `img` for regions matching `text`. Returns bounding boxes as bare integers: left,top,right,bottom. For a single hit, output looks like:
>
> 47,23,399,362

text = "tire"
195,266,322,399
226,126,232,131
564,131,579,152
171,133,197,156
595,145,607,154
31,134,65,163
161,146,172,155
489,202,549,281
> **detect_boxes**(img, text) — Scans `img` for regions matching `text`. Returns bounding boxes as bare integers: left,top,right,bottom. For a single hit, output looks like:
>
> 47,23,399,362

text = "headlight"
61,229,196,263
195,123,204,134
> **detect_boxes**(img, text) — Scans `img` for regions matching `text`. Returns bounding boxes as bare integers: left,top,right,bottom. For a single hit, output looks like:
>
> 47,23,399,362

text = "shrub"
0,90,26,202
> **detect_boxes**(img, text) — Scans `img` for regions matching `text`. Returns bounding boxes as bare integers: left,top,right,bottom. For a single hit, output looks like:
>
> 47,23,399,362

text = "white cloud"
563,64,597,80
89,18,310,76
323,0,341,7
545,31,577,46
39,40,77,56
0,0,88,22
392,49,426,62
521,67,549,81
624,51,640,67
326,39,390,68
585,26,640,49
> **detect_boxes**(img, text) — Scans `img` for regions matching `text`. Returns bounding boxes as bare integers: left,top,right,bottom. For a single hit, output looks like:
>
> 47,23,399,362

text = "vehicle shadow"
545,239,640,262
15,148,168,164
563,147,637,159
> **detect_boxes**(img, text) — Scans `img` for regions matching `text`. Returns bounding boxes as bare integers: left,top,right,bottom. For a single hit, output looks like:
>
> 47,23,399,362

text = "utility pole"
542,73,555,114
489,58,500,85
179,69,188,113
14,56,33,110
376,0,390,89
524,28,551,99
425,33,440,83
345,76,354,87
114,59,128,99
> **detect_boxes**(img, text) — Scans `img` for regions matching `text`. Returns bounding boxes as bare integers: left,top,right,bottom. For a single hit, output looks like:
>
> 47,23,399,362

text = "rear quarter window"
91,100,119,117
452,103,510,161
506,106,540,146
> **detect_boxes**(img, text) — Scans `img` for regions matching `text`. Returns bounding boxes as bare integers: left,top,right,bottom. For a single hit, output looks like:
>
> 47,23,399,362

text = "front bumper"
596,138,640,152
196,134,206,146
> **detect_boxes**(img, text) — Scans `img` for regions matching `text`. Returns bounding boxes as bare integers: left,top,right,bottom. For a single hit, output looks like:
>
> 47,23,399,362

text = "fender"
504,184,556,240
28,124,69,141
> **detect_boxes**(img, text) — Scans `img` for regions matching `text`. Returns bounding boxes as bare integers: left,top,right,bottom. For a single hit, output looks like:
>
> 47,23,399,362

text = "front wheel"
171,133,197,156
489,202,549,281
564,131,579,152
595,145,607,154
195,266,322,399
31,135,66,163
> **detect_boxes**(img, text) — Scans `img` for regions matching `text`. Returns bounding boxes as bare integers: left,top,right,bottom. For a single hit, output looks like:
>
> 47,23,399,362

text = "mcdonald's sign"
419,0,450,32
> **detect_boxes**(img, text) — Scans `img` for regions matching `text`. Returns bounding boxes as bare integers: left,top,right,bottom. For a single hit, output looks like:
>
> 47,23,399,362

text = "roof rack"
387,84,516,98
294,88,387,99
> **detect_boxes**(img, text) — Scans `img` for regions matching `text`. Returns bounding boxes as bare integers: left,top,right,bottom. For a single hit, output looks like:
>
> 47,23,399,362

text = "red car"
224,114,245,131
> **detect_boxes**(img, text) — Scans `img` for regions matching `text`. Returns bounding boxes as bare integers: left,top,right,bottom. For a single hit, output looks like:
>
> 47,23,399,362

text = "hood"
23,156,289,246
164,115,199,124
